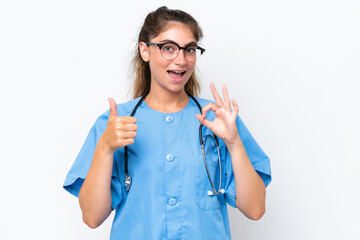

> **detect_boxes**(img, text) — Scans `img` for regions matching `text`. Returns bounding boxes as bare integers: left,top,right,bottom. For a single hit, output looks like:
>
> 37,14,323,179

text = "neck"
145,87,189,113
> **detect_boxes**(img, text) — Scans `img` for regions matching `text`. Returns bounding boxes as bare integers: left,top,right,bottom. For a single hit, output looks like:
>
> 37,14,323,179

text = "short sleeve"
63,113,124,210
224,116,272,208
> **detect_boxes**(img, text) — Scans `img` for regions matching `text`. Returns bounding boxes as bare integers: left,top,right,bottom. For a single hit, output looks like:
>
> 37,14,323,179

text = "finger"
116,123,138,132
196,113,212,127
199,117,214,131
222,84,231,111
195,114,204,124
231,99,239,116
108,97,118,118
116,131,137,139
210,83,223,107
115,116,137,124
122,131,137,139
201,102,219,118
120,138,135,147
125,124,138,132
196,114,215,134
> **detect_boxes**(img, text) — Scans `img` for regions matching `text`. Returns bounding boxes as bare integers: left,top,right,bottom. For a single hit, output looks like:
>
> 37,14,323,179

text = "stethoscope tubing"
124,93,148,191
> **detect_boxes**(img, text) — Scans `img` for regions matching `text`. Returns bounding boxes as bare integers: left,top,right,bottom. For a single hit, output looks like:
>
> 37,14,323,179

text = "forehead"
150,22,197,44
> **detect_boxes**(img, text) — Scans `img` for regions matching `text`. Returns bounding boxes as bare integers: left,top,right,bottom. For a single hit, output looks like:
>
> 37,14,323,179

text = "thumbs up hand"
101,98,137,152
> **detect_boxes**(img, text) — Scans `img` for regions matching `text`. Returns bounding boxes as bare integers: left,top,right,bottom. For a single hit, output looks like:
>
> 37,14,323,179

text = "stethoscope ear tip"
207,189,225,196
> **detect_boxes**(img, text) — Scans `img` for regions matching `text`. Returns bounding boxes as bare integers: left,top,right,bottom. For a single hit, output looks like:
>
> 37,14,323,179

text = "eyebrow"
159,39,198,46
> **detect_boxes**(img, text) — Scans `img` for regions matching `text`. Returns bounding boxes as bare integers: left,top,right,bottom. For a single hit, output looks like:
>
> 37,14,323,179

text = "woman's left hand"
196,83,241,146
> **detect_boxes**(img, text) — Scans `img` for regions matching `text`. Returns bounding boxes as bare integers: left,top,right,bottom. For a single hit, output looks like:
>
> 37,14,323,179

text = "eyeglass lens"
161,43,200,62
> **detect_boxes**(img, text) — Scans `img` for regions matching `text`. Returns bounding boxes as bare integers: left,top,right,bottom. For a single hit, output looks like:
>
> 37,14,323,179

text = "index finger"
201,102,219,118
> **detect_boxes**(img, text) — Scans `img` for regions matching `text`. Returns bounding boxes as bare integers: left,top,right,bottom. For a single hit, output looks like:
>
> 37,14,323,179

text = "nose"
173,49,187,65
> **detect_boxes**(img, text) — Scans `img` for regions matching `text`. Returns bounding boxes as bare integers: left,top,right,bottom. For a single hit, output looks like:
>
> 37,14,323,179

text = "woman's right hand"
101,97,137,152
80,97,136,228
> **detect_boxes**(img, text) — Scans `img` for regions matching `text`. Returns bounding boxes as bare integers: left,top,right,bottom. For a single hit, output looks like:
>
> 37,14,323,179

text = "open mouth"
167,70,186,81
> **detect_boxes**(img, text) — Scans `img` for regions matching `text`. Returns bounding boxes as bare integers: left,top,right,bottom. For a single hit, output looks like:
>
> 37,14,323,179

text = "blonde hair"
131,6,203,99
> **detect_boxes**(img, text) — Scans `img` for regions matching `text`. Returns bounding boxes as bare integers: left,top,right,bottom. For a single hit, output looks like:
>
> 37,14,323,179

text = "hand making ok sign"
195,83,241,146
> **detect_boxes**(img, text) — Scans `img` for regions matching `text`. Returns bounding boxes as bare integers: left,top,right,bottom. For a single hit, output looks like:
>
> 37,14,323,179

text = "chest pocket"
195,134,224,210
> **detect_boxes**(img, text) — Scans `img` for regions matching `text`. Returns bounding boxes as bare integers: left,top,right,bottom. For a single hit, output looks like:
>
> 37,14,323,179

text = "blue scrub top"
63,97,271,240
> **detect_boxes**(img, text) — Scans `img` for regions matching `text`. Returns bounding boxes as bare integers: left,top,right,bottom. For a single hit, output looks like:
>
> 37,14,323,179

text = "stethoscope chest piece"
124,174,131,192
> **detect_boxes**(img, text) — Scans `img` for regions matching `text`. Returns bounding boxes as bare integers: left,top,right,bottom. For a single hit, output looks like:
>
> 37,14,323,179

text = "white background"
1,0,359,239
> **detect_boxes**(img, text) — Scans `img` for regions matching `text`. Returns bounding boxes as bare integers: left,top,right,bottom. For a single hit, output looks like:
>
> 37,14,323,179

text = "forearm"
226,138,266,220
78,137,114,228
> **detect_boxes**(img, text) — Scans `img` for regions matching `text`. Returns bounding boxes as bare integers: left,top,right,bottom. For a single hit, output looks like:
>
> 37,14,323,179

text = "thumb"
108,97,118,118
196,114,214,130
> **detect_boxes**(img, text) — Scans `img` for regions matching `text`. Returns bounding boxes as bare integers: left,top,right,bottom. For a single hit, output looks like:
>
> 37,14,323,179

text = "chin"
166,84,186,94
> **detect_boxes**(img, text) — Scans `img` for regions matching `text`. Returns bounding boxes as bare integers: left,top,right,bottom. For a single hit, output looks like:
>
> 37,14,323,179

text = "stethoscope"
124,92,225,197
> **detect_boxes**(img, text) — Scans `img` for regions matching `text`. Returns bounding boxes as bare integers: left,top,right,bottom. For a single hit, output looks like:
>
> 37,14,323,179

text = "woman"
64,6,271,239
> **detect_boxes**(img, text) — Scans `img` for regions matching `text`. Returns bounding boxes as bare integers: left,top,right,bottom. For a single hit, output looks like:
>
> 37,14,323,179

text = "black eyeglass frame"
145,41,205,60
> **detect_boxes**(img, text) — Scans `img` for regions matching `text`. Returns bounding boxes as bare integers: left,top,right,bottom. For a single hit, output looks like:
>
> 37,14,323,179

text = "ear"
138,42,150,62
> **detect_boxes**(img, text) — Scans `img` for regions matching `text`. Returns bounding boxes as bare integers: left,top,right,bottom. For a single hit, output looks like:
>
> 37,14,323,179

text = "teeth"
171,70,185,73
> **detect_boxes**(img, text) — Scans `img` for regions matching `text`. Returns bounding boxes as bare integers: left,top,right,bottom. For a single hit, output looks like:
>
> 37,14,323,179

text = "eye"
162,43,176,53
186,46,197,54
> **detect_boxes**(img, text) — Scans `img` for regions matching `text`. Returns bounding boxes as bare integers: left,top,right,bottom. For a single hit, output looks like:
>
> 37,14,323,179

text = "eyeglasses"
145,41,205,63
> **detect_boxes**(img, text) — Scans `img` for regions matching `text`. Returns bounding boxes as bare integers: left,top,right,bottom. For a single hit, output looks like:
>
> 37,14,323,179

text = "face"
139,22,197,95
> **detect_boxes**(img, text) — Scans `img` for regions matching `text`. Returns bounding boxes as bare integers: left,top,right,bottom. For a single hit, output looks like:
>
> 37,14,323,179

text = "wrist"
98,136,115,155
225,135,243,152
